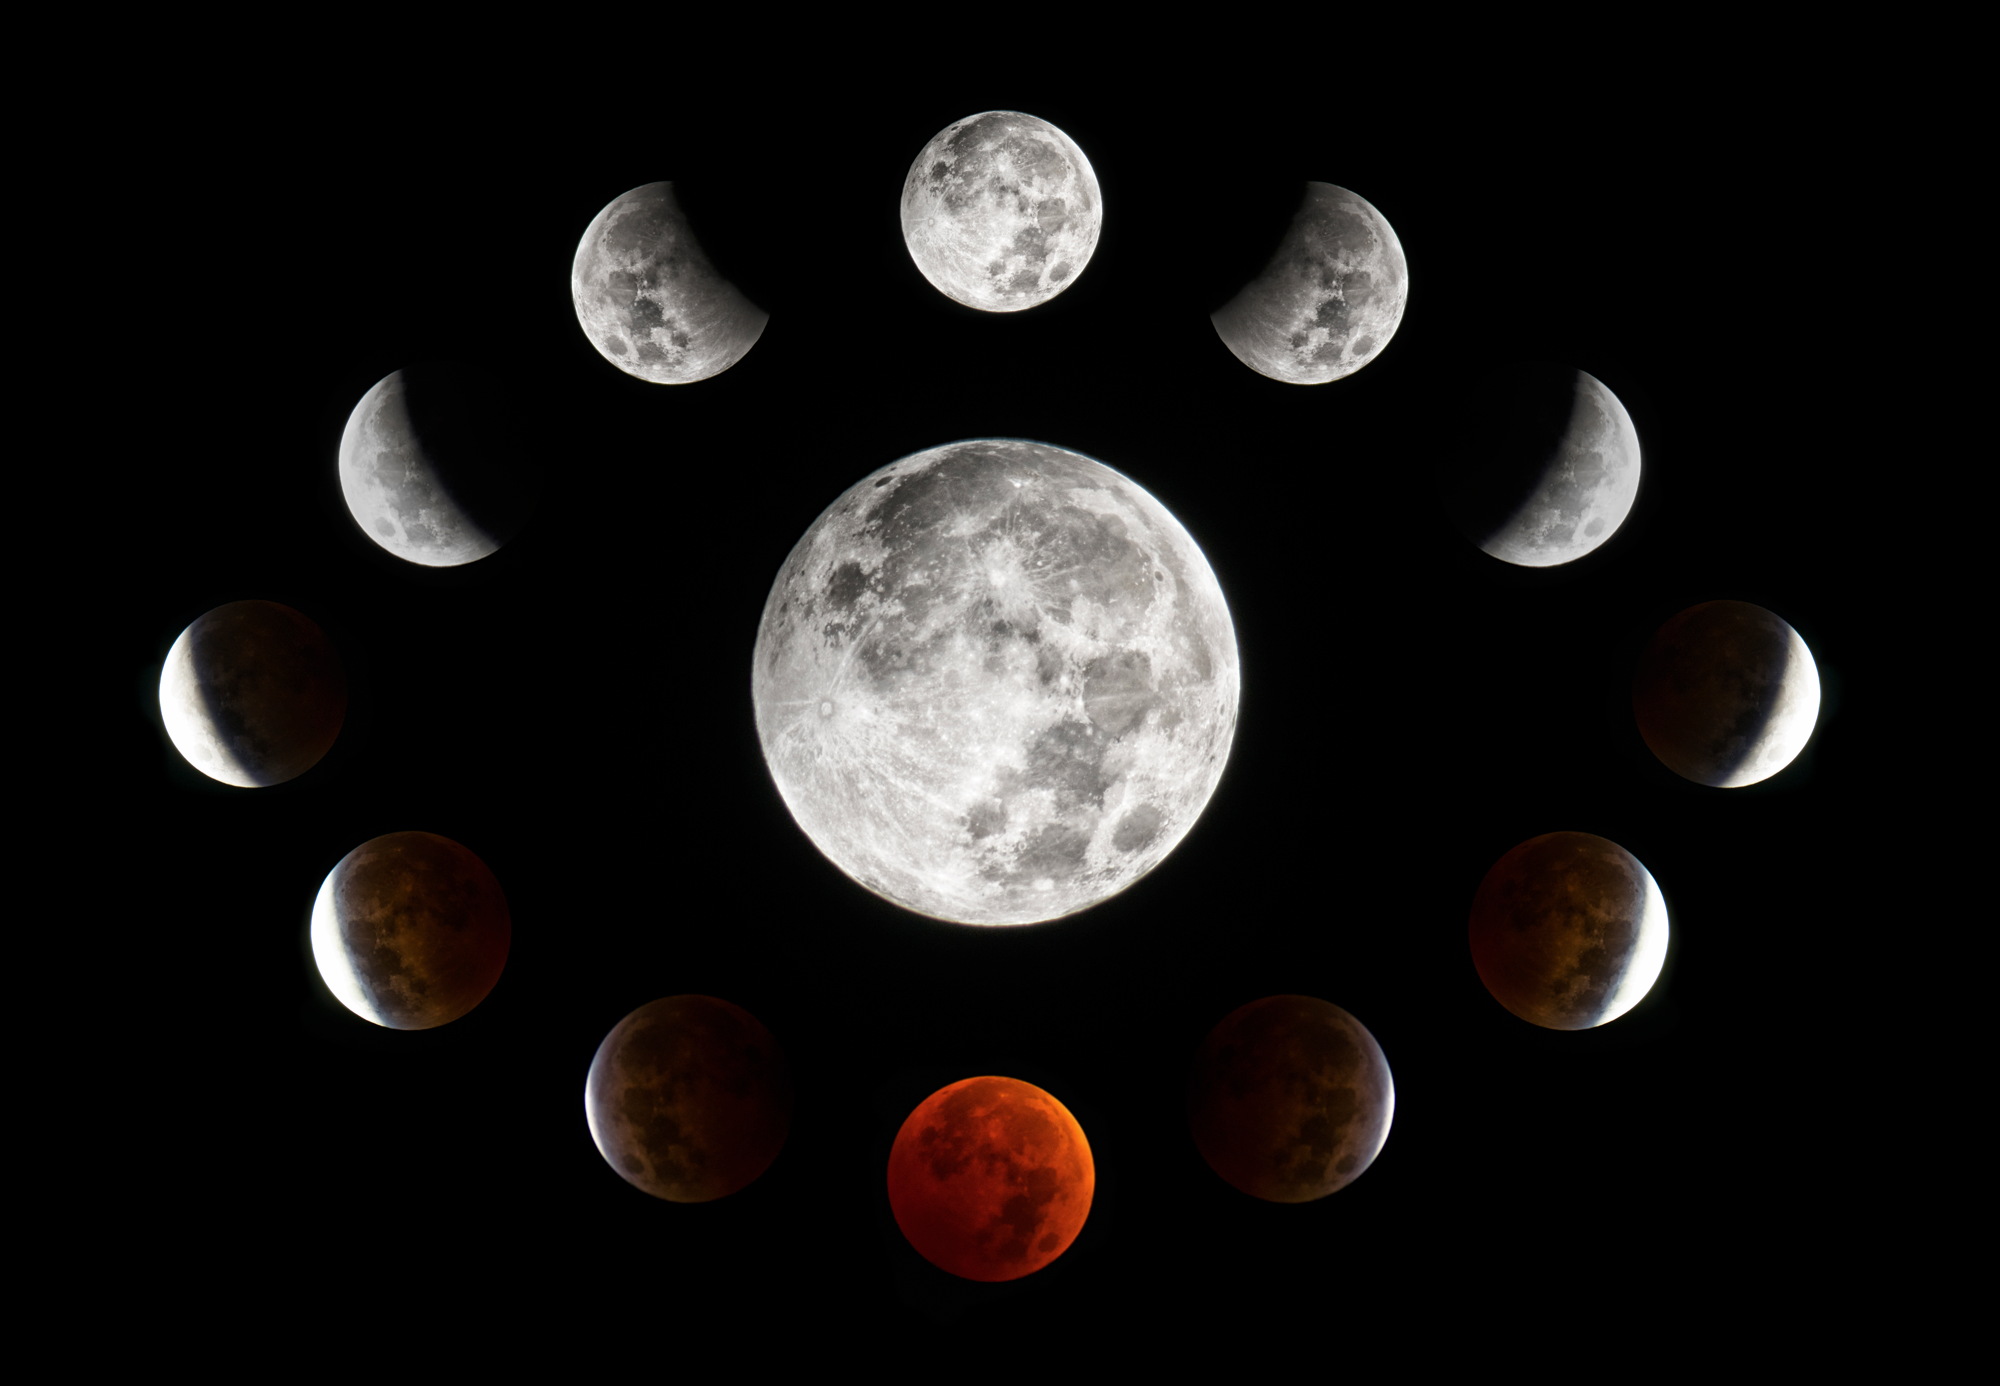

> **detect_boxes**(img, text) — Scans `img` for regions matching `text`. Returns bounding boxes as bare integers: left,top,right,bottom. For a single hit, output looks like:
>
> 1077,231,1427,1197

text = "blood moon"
887,1076,1094,1282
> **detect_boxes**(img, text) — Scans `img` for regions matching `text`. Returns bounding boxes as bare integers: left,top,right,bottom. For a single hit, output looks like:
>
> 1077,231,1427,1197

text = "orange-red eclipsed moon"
886,1076,1094,1282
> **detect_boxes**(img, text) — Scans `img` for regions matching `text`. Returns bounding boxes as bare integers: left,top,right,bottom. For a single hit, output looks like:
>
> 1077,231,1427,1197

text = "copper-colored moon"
158,600,346,787
886,1075,1094,1282
1187,995,1394,1203
583,995,792,1203
308,831,511,1029
1633,599,1821,787
1467,831,1670,1030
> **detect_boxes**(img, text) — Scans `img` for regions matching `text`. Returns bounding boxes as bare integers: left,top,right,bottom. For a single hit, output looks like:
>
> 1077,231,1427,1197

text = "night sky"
124,73,1878,1334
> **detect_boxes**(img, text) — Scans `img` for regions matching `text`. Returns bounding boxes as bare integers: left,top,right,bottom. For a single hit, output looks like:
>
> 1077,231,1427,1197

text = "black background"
120,65,1887,1340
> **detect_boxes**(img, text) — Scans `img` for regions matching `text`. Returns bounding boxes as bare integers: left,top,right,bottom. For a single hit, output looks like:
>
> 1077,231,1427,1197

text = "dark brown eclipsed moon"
886,1075,1094,1281
309,831,511,1030
158,600,346,787
1633,600,1822,788
1467,832,1670,1030
1187,995,1394,1202
584,996,792,1203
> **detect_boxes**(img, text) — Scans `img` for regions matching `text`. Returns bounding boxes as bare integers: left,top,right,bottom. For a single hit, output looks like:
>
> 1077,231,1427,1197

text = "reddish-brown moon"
584,995,793,1203
886,1076,1094,1282
1187,995,1394,1202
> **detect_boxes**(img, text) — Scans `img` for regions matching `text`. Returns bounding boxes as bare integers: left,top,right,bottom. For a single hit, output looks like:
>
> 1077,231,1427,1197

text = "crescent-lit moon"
570,182,768,384
1210,182,1408,384
899,111,1102,312
158,600,346,787
1633,600,1821,787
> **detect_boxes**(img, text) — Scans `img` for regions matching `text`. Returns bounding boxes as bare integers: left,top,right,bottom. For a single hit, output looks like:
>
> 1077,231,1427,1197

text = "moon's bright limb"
1633,600,1821,787
1467,832,1670,1030
570,182,767,384
584,996,792,1203
309,831,511,1030
887,1076,1093,1281
1186,996,1394,1202
158,600,346,787
751,439,1239,925
337,365,531,566
900,112,1101,312
1211,182,1408,384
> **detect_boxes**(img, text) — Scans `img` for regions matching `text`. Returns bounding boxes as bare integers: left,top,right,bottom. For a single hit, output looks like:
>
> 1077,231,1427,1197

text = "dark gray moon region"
584,996,792,1203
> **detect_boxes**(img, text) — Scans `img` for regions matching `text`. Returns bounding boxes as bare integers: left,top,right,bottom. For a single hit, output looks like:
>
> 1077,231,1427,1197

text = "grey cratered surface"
336,365,531,566
1211,182,1408,384
900,112,1101,312
570,182,767,383
158,600,347,787
1633,600,1821,787
752,439,1239,925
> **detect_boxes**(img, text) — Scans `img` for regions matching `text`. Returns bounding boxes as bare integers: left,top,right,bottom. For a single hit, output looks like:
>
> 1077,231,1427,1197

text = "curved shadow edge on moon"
1210,182,1408,384
1471,369,1642,567
750,438,1240,925
1633,600,1821,787
571,181,768,384
158,600,347,787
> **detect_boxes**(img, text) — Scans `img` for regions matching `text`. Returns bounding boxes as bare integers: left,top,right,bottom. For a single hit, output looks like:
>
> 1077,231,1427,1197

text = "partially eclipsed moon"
900,111,1102,312
1633,600,1821,787
887,1076,1094,1282
584,996,792,1203
158,600,346,787
309,831,511,1030
751,438,1239,925
1467,832,1670,1030
570,182,768,383
1186,995,1394,1202
1211,182,1408,384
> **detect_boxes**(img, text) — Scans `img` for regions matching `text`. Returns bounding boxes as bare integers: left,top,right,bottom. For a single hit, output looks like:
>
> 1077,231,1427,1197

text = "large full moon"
309,831,511,1030
1186,995,1394,1202
337,363,536,566
751,439,1239,925
584,995,792,1203
1439,363,1642,566
158,600,346,787
1210,182,1408,384
1633,600,1821,787
571,182,768,384
887,1076,1094,1282
1467,832,1670,1030
900,111,1102,312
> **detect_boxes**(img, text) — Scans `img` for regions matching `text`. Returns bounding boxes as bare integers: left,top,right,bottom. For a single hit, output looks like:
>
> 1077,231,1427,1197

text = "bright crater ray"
752,440,1239,925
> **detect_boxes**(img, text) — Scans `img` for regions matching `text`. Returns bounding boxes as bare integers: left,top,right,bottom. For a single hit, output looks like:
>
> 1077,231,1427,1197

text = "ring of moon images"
160,109,1823,1280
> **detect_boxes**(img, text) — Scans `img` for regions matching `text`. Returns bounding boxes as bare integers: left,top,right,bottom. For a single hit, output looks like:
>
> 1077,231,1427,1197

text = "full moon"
584,995,792,1203
309,831,511,1030
900,111,1102,312
1210,182,1408,384
1439,363,1642,566
1186,995,1394,1202
1633,600,1821,787
337,363,536,566
887,1076,1094,1282
158,600,346,787
1467,832,1670,1030
751,438,1239,925
570,182,768,384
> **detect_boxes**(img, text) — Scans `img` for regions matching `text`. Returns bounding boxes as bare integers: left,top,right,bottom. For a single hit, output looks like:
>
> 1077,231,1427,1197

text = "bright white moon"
752,439,1239,925
900,112,1102,312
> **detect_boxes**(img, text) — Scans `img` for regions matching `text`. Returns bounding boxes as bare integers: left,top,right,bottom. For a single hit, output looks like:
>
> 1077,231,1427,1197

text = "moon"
1439,363,1642,566
584,996,792,1203
570,182,768,383
158,600,346,787
751,438,1239,925
900,111,1102,312
309,831,511,1030
887,1076,1094,1282
1467,832,1670,1030
1210,182,1408,384
337,363,536,566
1185,995,1394,1203
1633,600,1821,787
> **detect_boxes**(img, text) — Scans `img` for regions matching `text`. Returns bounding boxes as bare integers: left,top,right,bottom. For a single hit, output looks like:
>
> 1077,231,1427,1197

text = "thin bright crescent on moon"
159,625,253,786
1725,629,1821,788
1600,862,1670,1024
309,868,378,1025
